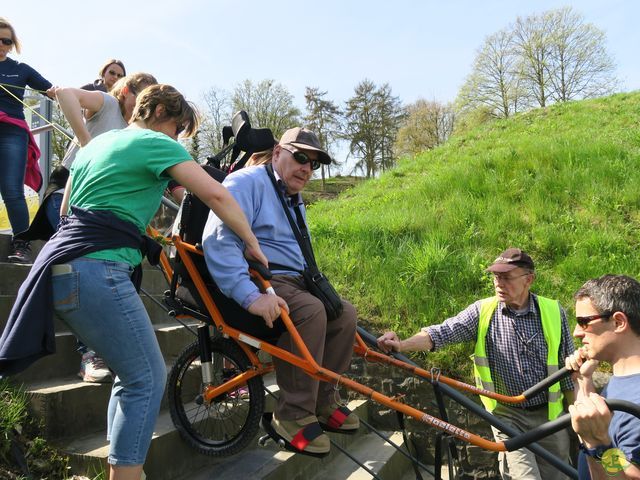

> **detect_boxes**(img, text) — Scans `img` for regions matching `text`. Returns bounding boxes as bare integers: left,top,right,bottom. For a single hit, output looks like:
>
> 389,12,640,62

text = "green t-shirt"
69,127,192,265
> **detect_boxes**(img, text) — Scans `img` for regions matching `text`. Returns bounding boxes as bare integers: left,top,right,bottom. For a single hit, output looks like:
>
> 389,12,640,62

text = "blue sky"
5,0,637,110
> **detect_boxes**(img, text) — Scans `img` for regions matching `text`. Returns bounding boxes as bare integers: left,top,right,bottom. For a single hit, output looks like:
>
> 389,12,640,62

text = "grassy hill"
308,91,640,377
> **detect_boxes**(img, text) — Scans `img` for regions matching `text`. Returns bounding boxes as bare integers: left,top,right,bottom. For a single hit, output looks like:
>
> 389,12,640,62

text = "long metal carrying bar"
157,111,640,477
174,252,640,466
356,327,640,479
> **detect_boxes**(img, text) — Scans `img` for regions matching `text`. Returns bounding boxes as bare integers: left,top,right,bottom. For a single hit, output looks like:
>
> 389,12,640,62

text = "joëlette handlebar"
356,327,640,448
355,326,571,404
505,398,640,451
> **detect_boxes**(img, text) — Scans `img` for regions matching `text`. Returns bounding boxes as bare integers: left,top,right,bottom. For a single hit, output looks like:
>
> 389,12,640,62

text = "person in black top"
0,16,54,263
80,58,125,92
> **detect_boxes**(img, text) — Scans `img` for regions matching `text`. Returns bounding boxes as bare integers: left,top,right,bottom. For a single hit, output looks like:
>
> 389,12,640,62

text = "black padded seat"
172,165,285,343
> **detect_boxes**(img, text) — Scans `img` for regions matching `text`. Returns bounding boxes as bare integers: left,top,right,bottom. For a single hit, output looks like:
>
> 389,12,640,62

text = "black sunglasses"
281,146,321,170
0,38,14,46
107,69,125,78
575,312,612,328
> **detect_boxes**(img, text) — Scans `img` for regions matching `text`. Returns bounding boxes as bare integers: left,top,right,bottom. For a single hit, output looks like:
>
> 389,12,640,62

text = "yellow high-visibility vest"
473,295,564,420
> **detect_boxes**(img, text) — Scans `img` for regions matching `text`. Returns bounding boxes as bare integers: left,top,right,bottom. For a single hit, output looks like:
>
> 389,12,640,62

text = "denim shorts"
51,257,166,465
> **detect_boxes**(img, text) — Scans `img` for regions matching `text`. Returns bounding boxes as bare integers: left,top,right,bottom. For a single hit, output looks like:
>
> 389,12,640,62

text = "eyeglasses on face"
0,38,14,46
492,272,531,283
107,69,125,78
575,312,612,328
281,146,321,170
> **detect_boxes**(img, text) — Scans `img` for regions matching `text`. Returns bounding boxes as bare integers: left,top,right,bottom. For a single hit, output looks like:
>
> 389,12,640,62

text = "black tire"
167,337,264,456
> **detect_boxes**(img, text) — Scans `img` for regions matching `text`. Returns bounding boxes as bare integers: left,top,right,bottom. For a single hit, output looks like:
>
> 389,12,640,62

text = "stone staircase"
1,233,442,480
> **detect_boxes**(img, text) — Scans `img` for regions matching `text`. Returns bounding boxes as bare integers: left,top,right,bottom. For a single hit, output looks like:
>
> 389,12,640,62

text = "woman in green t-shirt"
53,84,267,480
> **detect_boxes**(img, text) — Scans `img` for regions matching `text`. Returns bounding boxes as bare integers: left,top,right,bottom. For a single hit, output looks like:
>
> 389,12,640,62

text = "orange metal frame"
148,225,513,452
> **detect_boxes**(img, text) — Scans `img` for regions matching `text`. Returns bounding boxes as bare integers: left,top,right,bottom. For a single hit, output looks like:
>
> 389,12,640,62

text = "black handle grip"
505,398,640,451
248,260,273,280
357,326,382,349
521,366,572,399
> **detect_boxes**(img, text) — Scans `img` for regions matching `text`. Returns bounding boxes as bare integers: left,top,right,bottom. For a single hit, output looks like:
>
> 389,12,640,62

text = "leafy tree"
232,79,300,138
395,99,456,158
342,80,403,178
304,86,341,183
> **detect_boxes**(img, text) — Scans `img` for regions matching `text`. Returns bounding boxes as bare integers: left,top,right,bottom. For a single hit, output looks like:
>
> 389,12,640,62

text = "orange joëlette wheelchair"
147,111,640,480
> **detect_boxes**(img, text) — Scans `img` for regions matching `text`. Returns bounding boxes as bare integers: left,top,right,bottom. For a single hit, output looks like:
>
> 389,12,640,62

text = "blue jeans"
45,192,64,231
51,257,166,466
0,123,29,235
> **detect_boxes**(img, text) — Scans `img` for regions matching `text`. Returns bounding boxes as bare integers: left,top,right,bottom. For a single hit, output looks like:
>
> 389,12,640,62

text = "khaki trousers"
270,275,357,420
490,404,571,480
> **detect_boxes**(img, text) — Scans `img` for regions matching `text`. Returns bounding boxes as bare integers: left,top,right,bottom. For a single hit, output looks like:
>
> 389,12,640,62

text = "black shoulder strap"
265,164,317,268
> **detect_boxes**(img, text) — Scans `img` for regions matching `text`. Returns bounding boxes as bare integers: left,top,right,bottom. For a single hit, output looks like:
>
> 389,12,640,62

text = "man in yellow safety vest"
378,247,575,480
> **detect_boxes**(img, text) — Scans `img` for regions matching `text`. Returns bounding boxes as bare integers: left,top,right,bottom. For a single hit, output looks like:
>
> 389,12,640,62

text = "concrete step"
27,362,276,443
19,324,198,440
182,399,372,480
308,430,411,480
60,408,219,480
0,262,171,333
395,465,450,480
61,374,279,480
12,322,196,384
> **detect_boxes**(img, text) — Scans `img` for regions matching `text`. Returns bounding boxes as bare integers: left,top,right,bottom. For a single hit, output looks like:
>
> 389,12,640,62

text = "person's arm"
377,330,434,353
565,347,598,398
55,87,105,146
378,302,480,353
169,185,186,204
59,175,72,217
25,64,53,94
167,161,267,267
570,392,640,479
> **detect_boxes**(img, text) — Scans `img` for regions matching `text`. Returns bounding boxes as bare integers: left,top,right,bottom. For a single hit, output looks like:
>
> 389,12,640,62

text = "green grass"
0,379,88,479
304,175,363,204
0,379,29,465
308,91,640,379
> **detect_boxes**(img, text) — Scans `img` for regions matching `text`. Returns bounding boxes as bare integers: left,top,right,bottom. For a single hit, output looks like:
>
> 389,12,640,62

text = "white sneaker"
78,351,112,383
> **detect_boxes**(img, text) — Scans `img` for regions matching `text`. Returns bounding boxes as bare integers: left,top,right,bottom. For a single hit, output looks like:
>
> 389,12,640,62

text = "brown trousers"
269,275,357,420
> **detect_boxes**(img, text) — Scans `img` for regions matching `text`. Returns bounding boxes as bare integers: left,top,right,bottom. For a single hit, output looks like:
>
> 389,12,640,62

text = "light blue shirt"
202,165,308,308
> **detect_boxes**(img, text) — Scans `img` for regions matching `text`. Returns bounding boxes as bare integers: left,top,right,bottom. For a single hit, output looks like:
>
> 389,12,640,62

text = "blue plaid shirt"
426,293,575,407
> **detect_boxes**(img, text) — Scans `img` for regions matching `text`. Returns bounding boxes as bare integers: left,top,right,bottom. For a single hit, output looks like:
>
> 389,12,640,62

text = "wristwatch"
579,443,614,460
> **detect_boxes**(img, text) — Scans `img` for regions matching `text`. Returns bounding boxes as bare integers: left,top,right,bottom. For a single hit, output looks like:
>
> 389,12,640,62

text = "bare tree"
374,84,404,173
198,86,232,161
50,104,72,166
395,99,456,158
457,29,528,118
232,79,301,138
512,11,554,108
457,7,619,125
545,7,617,102
304,86,341,183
